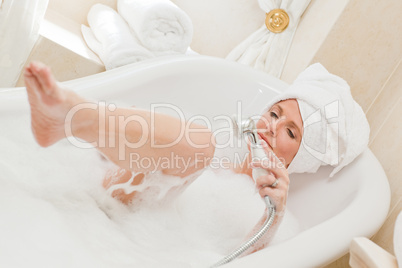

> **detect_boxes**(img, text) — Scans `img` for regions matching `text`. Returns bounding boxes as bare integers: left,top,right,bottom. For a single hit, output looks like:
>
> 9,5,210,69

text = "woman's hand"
250,140,290,213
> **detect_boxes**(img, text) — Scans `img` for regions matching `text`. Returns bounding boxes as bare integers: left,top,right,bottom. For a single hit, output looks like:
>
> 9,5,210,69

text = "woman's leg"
24,62,215,201
102,168,146,205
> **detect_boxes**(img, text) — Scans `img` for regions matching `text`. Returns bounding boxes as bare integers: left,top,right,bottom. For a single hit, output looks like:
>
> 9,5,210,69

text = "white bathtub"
0,56,391,267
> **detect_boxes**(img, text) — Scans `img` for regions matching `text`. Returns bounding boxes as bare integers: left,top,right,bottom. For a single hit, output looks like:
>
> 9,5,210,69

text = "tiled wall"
312,0,402,266
370,60,402,253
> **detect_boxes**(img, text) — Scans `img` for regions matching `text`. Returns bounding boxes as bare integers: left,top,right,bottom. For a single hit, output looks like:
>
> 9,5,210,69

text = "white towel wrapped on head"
81,4,154,70
263,63,370,177
117,0,193,55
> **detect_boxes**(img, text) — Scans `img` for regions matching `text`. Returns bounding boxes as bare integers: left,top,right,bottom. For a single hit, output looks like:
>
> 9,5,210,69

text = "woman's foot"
24,62,81,147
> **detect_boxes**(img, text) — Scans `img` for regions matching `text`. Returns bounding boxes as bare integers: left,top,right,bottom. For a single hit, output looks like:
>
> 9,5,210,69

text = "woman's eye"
270,112,278,119
287,129,295,139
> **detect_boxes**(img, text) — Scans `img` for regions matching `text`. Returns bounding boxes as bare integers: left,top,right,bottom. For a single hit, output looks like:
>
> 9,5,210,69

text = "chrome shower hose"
210,196,276,267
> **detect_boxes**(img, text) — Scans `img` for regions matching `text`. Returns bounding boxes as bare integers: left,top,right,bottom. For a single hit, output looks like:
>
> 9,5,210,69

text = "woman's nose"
267,120,283,137
269,127,277,137
261,122,277,137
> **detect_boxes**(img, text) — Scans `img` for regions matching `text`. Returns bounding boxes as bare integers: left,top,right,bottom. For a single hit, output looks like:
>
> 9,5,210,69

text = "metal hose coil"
210,196,276,267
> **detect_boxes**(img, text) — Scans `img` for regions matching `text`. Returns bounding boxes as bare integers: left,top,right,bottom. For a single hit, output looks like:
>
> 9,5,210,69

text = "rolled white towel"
82,4,154,70
117,0,193,55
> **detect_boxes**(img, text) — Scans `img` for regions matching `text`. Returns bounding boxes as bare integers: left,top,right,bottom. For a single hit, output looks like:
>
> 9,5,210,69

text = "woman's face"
256,99,303,167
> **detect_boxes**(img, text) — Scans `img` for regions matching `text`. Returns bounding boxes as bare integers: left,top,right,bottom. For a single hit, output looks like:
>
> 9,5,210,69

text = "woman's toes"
35,66,54,95
29,62,53,95
24,76,40,101
24,66,34,77
28,62,64,104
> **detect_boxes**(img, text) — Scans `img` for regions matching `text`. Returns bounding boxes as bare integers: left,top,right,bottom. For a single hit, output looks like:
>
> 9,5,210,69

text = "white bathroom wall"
47,0,116,25
171,0,265,57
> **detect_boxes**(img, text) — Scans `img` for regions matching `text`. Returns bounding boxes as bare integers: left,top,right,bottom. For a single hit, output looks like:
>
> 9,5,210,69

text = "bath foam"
0,113,300,267
104,168,199,210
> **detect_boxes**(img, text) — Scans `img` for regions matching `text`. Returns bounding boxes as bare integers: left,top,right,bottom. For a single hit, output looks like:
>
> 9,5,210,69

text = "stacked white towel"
81,1,193,69
82,4,154,70
262,63,370,177
118,0,193,55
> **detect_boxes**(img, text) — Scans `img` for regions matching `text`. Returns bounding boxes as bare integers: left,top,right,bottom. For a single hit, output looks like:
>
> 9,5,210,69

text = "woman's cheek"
276,134,290,162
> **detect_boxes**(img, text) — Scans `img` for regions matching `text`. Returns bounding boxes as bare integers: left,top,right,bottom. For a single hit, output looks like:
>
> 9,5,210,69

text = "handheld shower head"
231,116,259,145
211,115,276,267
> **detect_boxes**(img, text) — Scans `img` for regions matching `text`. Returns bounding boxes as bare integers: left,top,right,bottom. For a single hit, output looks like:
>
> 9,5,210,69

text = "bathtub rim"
0,55,289,113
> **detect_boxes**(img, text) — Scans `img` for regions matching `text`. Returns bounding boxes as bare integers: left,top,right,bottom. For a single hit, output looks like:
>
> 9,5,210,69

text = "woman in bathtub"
23,61,369,254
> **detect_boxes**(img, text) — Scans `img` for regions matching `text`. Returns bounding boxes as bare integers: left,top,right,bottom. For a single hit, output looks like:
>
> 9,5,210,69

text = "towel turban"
263,63,370,177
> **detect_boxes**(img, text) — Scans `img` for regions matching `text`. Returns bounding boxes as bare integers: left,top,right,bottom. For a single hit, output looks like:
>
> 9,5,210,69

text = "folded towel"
117,0,193,55
226,0,311,78
82,4,154,70
262,63,370,177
